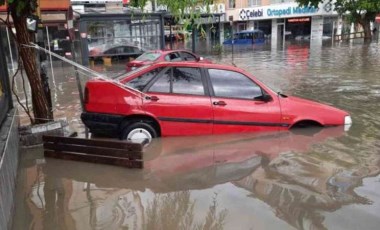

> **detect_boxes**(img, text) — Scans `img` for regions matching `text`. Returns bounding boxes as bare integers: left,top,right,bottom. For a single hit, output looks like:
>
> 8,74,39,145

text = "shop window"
271,0,293,4
248,0,262,7
229,0,236,9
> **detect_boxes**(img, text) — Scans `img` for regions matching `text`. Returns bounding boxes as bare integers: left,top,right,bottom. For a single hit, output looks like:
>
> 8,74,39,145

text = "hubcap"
127,128,152,144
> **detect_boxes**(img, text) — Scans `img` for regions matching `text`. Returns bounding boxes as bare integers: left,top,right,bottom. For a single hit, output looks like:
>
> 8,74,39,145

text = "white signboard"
310,16,324,40
71,0,123,4
237,1,336,21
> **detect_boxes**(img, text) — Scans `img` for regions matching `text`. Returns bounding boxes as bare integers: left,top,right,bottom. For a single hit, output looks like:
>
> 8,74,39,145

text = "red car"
126,49,211,72
81,62,352,143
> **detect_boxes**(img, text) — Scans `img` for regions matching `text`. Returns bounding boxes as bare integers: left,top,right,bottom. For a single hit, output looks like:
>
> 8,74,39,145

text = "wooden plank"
43,135,143,152
43,143,142,160
44,150,143,168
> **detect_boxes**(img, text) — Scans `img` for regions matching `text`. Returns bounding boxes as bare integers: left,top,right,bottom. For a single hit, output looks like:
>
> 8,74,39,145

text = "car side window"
165,52,181,61
148,69,171,93
180,52,196,61
126,68,163,91
104,48,116,54
172,68,204,95
132,47,141,53
117,47,125,54
124,46,133,53
148,67,205,95
208,69,262,99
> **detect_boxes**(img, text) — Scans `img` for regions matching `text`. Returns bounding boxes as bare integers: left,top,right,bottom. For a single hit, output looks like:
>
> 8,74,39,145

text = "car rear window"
126,68,163,91
136,52,161,61
114,65,151,80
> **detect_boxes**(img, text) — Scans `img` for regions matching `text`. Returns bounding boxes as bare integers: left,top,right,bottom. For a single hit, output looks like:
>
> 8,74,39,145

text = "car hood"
279,95,350,126
285,96,347,114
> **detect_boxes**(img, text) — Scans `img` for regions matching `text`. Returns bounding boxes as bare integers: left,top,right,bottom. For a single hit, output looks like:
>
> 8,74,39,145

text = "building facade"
222,0,342,44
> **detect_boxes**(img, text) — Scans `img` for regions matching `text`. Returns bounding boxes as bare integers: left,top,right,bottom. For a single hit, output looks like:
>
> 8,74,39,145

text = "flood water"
12,40,380,230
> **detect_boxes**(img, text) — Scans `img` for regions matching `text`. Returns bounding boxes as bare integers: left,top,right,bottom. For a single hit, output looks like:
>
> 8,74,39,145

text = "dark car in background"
89,44,145,63
126,49,211,71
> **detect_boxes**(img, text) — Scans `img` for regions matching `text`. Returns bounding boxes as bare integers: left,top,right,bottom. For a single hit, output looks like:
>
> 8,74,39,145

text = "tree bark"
11,11,53,124
362,20,372,41
358,17,372,42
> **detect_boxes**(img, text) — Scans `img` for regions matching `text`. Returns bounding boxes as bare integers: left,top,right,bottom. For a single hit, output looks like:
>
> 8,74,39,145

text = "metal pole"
283,22,286,48
5,27,15,73
46,26,55,80
230,21,234,65
46,26,57,109
192,22,196,53
170,23,173,49
160,14,165,49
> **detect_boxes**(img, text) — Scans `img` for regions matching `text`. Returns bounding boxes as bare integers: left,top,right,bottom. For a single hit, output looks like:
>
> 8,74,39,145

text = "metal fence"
0,109,19,230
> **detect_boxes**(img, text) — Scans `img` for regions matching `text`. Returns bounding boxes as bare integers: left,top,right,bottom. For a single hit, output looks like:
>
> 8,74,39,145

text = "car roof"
148,61,244,72
145,49,197,55
237,29,264,34
90,43,140,52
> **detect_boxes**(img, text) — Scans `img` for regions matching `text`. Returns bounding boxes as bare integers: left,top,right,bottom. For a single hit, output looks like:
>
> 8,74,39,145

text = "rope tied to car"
22,43,150,99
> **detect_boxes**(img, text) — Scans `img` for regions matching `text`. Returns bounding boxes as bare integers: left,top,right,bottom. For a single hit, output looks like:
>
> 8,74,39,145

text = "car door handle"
146,95,159,101
213,101,227,106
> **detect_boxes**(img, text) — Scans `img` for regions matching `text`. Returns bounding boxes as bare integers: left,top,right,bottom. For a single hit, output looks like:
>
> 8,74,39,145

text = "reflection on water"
12,41,380,229
13,127,380,230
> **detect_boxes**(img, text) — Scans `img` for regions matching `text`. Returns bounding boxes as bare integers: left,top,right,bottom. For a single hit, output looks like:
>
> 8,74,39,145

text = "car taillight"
84,87,89,104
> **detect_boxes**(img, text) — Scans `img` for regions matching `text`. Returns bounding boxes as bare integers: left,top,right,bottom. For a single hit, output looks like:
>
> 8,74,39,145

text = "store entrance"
255,20,272,37
286,17,311,40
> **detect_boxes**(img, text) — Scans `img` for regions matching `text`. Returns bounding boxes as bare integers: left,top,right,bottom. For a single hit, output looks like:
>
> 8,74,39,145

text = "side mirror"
254,94,272,102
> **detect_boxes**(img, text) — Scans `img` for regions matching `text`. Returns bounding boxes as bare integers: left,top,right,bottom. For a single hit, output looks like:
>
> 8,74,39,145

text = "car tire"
121,122,158,145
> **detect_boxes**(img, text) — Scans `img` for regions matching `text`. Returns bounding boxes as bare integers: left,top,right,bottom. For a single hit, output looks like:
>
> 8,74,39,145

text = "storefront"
0,28,12,125
226,1,338,44
0,0,71,73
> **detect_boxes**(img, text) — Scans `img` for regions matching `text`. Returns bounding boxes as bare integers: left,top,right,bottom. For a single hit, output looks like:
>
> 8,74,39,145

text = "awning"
0,0,70,11
0,0,70,24
376,14,380,23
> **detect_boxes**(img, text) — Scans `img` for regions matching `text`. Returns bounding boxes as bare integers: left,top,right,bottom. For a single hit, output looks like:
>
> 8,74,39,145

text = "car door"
143,67,213,136
207,68,282,134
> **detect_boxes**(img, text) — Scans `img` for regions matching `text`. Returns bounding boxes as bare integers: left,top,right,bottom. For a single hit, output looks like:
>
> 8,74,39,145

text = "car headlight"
344,116,352,125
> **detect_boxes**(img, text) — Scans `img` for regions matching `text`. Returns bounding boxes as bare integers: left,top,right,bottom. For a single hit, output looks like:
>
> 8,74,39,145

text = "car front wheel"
121,122,158,145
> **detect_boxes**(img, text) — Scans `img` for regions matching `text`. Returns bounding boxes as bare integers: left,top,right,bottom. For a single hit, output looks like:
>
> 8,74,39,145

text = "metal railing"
334,32,365,41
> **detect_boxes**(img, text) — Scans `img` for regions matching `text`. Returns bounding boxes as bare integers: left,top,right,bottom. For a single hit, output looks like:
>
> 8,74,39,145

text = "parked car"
81,62,352,143
89,44,145,63
126,49,211,71
223,29,265,45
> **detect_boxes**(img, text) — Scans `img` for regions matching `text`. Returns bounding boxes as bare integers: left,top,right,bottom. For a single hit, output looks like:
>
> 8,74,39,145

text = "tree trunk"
11,12,53,124
359,17,372,42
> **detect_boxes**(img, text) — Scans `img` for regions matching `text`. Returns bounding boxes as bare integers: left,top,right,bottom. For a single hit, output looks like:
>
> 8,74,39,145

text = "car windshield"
136,52,161,61
113,65,151,81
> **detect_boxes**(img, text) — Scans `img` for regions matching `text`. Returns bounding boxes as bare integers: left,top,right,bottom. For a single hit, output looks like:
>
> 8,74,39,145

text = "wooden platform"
43,135,143,168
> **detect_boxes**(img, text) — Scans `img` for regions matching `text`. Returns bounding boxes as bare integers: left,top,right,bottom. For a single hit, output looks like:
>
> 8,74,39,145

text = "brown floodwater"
12,40,380,230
